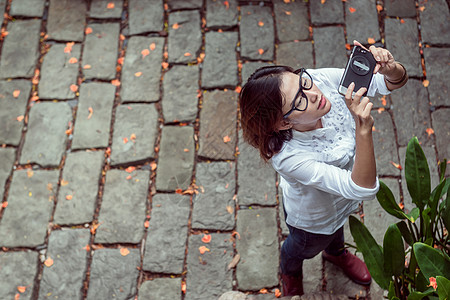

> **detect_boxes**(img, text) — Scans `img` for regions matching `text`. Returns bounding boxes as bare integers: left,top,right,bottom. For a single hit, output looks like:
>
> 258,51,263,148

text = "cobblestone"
310,0,344,25
419,0,450,45
0,251,38,300
128,0,164,35
273,1,309,43
384,0,416,17
313,26,347,68
168,10,202,64
9,0,45,17
276,41,314,70
206,0,238,29
372,110,400,176
424,47,449,107
138,278,182,300
90,0,123,19
345,0,380,44
0,148,15,199
47,0,86,42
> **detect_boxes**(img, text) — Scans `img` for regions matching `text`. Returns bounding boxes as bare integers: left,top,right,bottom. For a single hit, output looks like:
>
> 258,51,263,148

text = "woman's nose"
304,90,318,102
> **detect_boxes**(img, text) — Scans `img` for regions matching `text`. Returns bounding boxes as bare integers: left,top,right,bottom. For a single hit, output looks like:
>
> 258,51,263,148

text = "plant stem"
407,221,418,243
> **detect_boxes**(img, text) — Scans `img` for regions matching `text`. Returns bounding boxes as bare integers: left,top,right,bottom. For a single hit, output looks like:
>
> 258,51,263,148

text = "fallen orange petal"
130,133,137,141
125,166,136,173
426,128,434,137
149,43,156,51
275,288,282,298
224,1,230,9
64,42,74,53
44,257,54,267
120,248,130,256
398,202,404,210
2,201,8,208
345,43,351,50
172,23,180,30
377,107,385,113
199,246,210,254
107,2,115,9
83,64,92,69
349,7,356,13
150,162,157,171
17,286,26,293
258,48,264,55
181,281,186,294
285,10,291,15
235,86,242,93
390,161,403,170
144,220,150,228
141,49,150,58
16,115,24,122
87,107,94,119
85,27,93,35
161,62,169,69
123,137,129,144
13,89,20,98
68,57,78,64
70,84,78,92
259,288,269,294
201,234,211,243
368,37,376,44
111,79,121,87
134,71,142,77
184,52,191,57
381,95,387,106
61,179,69,186
376,4,383,12
66,195,73,200
223,135,231,143
423,79,429,87
258,21,264,27
117,57,124,65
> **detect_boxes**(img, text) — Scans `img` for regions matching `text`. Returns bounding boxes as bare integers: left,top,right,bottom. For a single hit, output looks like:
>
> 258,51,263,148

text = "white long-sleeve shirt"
271,68,390,234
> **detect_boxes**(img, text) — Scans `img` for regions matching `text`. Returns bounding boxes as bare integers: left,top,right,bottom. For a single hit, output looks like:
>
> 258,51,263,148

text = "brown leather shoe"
281,273,303,296
322,249,372,285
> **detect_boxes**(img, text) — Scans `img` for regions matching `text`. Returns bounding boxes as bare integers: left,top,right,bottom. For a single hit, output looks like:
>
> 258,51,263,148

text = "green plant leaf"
408,289,435,300
349,215,391,289
384,224,405,277
442,190,450,233
413,243,450,279
388,281,396,300
396,221,414,245
405,137,431,210
406,207,420,223
430,179,447,225
422,207,432,241
377,181,407,219
436,276,450,300
439,159,447,183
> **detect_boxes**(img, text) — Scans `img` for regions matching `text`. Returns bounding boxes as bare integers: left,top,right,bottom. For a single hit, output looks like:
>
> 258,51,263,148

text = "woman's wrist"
385,62,407,84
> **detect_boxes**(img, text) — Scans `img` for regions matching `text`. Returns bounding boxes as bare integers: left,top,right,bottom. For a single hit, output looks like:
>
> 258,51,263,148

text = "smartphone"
338,45,377,96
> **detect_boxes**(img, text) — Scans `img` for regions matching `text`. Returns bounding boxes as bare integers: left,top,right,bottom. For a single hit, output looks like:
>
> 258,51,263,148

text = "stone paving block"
155,126,195,191
192,162,235,230
363,178,400,245
38,229,90,300
167,0,202,10
391,79,432,147
168,10,202,64
198,90,237,160
420,0,450,45
202,31,238,89
0,170,58,247
47,0,86,42
276,41,314,70
313,26,347,69
385,18,422,77
54,151,104,225
0,148,15,199
241,62,274,85
90,0,123,19
20,102,72,167
206,0,238,29
138,278,182,300
273,0,309,43
0,251,38,300
120,37,164,103
110,104,158,165
86,248,140,300
0,80,32,145
371,93,392,110
236,208,279,291
384,0,416,17
72,82,116,149
240,6,274,61
185,233,233,300
0,0,5,24
0,20,41,79
371,110,400,176
95,169,149,244
128,0,164,35
38,43,81,100
303,253,323,294
345,0,380,44
237,133,277,206
432,108,450,174
424,47,449,107
10,0,45,17
324,257,367,298
162,65,199,123
143,194,190,274
83,23,120,81
311,0,344,25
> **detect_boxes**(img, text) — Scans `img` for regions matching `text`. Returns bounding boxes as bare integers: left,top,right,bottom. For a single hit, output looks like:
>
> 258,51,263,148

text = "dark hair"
239,65,294,162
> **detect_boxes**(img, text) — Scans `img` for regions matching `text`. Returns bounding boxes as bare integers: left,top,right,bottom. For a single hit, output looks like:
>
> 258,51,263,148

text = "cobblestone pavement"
0,0,449,299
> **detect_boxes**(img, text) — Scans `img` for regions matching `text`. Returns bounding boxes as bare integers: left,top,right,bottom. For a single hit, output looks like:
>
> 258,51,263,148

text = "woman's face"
279,72,331,132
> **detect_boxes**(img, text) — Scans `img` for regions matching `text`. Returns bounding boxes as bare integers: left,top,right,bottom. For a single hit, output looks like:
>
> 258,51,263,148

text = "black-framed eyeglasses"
283,68,313,118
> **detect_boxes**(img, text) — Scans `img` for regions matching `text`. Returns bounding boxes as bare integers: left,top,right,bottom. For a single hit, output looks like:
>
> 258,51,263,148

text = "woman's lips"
318,96,326,109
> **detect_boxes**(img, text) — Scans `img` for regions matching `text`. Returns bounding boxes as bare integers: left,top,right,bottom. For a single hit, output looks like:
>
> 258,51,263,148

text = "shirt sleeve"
368,72,390,96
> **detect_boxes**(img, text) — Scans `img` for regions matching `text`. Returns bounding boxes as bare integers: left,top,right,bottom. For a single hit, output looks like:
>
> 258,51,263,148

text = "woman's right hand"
344,82,374,135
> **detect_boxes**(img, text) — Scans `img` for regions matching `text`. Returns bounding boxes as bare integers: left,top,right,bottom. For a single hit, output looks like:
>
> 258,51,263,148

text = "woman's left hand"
353,40,396,75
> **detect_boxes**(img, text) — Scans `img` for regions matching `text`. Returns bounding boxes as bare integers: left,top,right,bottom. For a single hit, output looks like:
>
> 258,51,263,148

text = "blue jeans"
280,222,345,277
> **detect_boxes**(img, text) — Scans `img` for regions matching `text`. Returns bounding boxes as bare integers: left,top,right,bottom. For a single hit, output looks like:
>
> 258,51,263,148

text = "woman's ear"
277,119,292,131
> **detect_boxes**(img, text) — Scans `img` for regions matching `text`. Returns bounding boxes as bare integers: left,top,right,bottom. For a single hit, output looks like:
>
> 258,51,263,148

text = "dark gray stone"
0,170,58,247
120,37,164,103
38,43,81,100
384,0,416,17
241,62,274,85
345,0,380,44
276,41,314,70
0,148,15,199
128,0,164,35
90,0,123,19
0,251,38,300
311,0,344,25
206,0,238,29
273,1,309,43
138,278,182,300
314,26,347,69
82,23,120,80
168,10,202,64
385,18,422,77
237,133,276,206
0,0,6,24
372,110,400,176
86,248,140,300
47,0,86,42
432,108,450,170
302,252,323,294
0,80,32,145
38,229,90,300
202,31,238,89
240,6,274,61
72,82,116,149
420,0,450,45
391,79,432,147
371,93,392,109
192,162,235,230
110,104,159,165
167,0,202,10
10,0,45,17
162,65,199,123
236,208,279,291
424,48,449,107
143,194,190,274
95,169,149,243
185,233,233,300
198,90,237,160
20,102,72,167
0,20,41,79
155,126,195,191
54,151,104,225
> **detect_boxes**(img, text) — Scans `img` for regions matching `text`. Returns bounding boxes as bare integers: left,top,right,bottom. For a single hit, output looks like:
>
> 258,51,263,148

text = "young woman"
239,41,408,296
